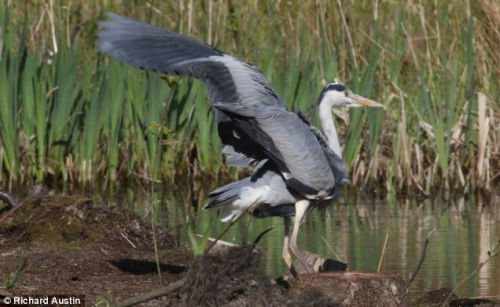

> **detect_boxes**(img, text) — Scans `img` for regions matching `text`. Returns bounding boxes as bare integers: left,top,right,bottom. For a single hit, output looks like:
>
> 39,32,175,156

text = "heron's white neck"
319,101,342,158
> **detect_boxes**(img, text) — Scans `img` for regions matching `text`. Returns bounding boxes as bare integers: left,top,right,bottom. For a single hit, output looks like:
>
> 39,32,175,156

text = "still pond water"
104,184,499,299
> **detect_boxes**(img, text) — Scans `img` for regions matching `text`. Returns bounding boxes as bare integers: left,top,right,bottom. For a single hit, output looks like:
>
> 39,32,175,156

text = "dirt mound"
1,195,174,251
171,246,335,307
0,195,190,305
182,245,288,306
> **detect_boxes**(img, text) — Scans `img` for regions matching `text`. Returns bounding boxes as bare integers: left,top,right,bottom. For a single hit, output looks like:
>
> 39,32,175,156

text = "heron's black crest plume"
326,83,347,92
316,83,347,105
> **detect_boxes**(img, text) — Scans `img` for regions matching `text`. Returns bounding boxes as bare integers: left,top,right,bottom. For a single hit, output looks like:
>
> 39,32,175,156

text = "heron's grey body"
98,14,381,273
205,112,349,222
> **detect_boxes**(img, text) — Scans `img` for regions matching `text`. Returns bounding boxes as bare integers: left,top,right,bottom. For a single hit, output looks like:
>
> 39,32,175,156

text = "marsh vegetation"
0,1,497,193
0,1,499,304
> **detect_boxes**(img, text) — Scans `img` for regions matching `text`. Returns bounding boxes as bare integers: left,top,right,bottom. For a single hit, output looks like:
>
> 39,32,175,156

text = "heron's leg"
289,200,314,274
282,217,292,269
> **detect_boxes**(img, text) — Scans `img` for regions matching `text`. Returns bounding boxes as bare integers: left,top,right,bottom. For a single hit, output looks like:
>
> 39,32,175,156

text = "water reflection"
101,185,499,298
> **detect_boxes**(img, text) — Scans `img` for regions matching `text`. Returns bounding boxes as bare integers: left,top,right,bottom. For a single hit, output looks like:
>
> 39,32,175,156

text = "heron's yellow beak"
349,93,384,108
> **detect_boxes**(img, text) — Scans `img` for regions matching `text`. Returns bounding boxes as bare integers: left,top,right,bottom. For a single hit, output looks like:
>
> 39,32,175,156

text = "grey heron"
97,14,383,273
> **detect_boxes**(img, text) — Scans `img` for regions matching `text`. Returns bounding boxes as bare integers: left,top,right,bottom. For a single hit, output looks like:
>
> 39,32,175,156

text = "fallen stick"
115,277,186,307
205,199,259,253
321,236,344,262
441,240,500,307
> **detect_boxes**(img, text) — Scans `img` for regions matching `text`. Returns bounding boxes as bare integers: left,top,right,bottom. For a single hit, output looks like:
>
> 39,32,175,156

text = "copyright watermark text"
1,295,84,306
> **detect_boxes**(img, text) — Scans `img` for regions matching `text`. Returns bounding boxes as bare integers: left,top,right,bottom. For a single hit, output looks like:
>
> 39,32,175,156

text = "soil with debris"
1,193,496,306
176,246,336,307
0,193,336,306
0,194,190,305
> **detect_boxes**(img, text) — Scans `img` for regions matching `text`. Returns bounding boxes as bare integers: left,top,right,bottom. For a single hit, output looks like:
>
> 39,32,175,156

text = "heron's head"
317,83,384,109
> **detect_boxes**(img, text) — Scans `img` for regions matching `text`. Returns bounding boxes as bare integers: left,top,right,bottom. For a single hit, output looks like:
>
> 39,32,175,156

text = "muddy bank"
1,193,498,306
0,194,190,305
0,194,334,306
0,193,336,306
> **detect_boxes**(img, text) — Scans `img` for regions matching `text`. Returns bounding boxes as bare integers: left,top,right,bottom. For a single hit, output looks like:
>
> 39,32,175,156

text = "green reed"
0,1,496,191
0,8,19,181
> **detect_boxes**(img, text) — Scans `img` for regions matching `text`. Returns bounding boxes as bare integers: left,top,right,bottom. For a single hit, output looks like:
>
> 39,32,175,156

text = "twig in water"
405,229,435,291
321,236,344,262
377,233,389,272
205,199,259,254
441,240,500,307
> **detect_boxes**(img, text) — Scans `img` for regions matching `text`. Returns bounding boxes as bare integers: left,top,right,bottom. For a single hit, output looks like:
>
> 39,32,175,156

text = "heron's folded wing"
219,110,337,199
98,14,285,167
297,113,349,186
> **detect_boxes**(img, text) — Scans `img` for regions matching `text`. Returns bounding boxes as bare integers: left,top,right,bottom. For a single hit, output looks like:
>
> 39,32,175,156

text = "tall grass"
0,1,497,193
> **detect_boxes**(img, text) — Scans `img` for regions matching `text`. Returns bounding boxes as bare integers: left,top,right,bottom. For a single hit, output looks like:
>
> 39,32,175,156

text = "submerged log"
292,272,409,306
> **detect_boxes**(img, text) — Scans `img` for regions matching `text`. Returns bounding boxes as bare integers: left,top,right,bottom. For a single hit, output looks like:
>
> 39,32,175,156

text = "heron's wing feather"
222,110,337,198
215,110,266,167
98,14,222,71
98,14,284,167
98,14,284,114
310,125,348,184
297,113,349,186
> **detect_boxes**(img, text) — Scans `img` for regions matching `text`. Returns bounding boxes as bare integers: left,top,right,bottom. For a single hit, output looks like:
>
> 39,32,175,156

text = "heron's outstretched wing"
98,14,337,198
98,14,284,167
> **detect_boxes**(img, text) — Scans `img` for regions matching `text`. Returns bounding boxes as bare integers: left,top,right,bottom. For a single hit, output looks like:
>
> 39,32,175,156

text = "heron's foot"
290,247,314,274
291,250,348,276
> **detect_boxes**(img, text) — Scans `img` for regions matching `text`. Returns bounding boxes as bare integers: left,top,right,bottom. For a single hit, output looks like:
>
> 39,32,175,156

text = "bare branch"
405,229,435,291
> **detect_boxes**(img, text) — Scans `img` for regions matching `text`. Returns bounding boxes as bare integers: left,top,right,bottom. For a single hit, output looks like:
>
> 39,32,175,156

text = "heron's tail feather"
203,194,238,210
204,178,251,208
204,178,261,223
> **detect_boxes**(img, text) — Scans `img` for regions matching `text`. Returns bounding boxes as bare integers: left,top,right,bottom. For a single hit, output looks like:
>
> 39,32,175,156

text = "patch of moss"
0,195,176,251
